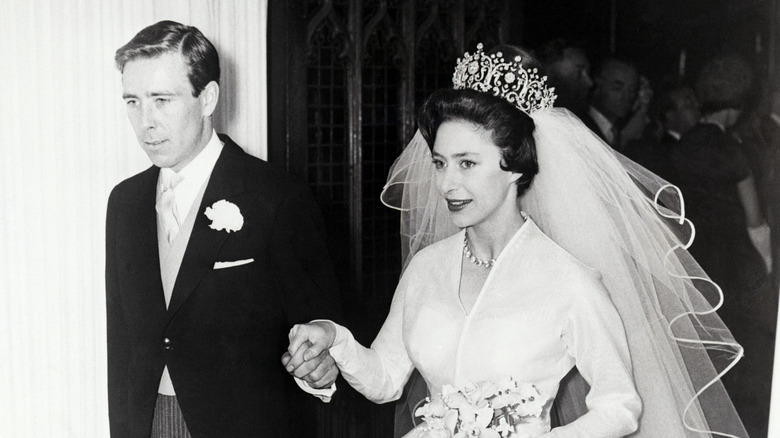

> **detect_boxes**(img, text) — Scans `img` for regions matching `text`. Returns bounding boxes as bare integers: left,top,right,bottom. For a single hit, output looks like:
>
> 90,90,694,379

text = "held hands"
282,321,338,389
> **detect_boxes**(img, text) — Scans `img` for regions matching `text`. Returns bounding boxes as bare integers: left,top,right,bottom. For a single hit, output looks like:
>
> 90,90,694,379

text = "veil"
381,107,748,437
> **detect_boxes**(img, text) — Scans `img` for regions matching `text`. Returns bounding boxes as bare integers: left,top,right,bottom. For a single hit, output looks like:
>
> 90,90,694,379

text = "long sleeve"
544,274,641,437
328,270,415,404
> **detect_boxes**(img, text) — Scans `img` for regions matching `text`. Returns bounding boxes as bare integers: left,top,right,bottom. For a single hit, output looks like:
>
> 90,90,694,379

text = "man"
623,85,700,182
536,39,593,118
106,21,340,437
659,86,701,143
582,58,647,151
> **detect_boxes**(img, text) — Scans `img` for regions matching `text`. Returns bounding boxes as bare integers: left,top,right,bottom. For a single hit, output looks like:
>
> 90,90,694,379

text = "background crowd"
535,38,779,437
1,1,777,436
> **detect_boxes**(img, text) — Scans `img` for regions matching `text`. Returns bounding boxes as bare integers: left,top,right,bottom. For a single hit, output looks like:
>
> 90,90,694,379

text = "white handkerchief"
213,258,255,269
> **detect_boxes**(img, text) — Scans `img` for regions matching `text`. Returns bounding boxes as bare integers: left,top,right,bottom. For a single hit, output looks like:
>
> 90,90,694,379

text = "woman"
672,54,773,436
286,44,747,437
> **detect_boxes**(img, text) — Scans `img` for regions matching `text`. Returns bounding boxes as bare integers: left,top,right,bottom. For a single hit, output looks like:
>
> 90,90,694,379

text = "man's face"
555,49,593,94
547,48,592,113
593,63,638,122
122,52,214,172
667,88,701,134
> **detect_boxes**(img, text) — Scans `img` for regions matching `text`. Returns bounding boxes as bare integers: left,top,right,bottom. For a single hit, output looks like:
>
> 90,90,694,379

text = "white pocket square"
213,258,254,269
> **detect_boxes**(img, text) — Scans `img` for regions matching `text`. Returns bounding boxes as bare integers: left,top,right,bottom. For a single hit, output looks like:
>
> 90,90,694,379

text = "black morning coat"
106,135,341,437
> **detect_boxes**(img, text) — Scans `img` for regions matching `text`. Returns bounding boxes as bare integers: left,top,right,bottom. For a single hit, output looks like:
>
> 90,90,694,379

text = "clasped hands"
282,321,339,389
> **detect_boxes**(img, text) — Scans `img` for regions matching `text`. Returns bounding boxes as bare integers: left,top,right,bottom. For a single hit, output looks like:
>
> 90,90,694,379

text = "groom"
106,21,340,437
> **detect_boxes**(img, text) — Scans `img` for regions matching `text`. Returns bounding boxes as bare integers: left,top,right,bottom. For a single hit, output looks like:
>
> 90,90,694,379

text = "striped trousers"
151,394,192,438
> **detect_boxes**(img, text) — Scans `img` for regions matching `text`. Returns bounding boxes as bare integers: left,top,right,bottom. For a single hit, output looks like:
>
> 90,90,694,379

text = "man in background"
106,21,340,437
536,38,593,118
583,58,651,152
624,85,700,182
659,86,701,144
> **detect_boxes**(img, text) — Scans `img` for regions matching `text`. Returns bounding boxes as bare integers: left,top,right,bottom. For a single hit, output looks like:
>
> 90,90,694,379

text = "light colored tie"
156,169,184,244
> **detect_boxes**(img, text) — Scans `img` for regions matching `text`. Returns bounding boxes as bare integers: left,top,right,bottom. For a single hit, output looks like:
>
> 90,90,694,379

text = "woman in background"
672,53,773,436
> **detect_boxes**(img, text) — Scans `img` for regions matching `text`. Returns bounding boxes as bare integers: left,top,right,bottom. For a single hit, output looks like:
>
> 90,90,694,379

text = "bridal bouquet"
413,378,545,438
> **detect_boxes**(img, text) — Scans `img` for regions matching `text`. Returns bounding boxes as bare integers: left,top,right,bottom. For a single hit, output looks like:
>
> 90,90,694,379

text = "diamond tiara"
452,43,556,114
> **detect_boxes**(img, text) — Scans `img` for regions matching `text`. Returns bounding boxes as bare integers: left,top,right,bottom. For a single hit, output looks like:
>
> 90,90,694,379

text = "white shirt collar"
701,118,726,133
666,130,681,141
588,106,615,144
177,130,224,181
158,130,224,220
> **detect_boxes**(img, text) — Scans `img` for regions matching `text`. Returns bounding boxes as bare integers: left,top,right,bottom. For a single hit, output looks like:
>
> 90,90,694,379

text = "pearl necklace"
463,232,495,268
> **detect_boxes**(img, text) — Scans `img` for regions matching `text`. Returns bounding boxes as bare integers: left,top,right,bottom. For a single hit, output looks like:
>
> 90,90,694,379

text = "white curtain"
0,1,267,436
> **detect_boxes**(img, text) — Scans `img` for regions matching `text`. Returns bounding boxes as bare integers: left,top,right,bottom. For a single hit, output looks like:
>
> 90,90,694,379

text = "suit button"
163,338,172,350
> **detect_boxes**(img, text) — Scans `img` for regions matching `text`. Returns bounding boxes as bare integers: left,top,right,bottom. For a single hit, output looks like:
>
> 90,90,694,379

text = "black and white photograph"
2,1,779,437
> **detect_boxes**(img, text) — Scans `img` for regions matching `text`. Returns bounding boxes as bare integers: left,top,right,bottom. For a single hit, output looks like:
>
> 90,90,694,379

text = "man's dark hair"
488,43,545,73
592,57,637,83
115,20,219,97
535,38,569,65
535,38,589,65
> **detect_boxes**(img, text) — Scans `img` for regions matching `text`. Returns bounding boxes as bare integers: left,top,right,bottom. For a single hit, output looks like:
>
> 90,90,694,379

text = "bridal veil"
381,46,748,437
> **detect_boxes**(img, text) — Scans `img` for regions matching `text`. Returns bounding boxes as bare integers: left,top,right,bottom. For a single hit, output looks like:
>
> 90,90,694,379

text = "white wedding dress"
328,217,641,437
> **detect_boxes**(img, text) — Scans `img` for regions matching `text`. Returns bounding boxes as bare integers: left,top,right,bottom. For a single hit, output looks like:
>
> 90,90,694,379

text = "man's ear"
200,81,220,117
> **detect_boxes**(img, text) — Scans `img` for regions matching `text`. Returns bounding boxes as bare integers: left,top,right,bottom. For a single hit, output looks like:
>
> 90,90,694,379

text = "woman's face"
432,120,520,230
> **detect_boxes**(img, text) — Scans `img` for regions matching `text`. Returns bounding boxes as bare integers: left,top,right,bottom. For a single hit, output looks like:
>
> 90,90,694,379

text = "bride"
285,44,747,437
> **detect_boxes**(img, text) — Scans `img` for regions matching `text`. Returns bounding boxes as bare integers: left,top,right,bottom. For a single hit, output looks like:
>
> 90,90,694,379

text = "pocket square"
213,258,255,269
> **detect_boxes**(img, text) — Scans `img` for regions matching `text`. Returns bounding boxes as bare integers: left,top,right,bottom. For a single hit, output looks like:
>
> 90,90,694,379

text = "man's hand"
620,75,653,148
282,322,338,388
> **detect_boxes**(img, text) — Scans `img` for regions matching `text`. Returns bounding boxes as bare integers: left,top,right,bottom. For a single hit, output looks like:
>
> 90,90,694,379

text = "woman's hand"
282,321,338,388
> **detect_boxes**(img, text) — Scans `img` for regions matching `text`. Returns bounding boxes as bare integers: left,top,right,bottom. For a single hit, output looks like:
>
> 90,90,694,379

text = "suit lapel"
166,138,254,320
126,166,169,317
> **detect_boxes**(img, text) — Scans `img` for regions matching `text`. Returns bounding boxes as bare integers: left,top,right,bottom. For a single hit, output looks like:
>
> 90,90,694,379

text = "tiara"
452,43,556,114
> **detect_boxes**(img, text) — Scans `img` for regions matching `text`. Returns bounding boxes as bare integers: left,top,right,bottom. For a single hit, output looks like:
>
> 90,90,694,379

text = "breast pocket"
213,258,255,270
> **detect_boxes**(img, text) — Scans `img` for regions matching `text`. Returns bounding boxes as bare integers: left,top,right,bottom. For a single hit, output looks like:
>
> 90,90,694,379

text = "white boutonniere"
204,200,244,233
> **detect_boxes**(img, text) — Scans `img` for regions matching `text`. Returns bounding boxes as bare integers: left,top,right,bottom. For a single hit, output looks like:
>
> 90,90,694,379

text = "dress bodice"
406,220,576,400
330,218,641,437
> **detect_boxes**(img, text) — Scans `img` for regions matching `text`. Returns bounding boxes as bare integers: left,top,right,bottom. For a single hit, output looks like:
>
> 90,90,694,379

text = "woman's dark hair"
418,88,538,196
695,54,754,113
115,20,220,97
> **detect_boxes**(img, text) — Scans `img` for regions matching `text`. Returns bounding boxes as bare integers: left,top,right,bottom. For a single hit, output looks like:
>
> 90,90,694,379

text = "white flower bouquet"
411,378,544,438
